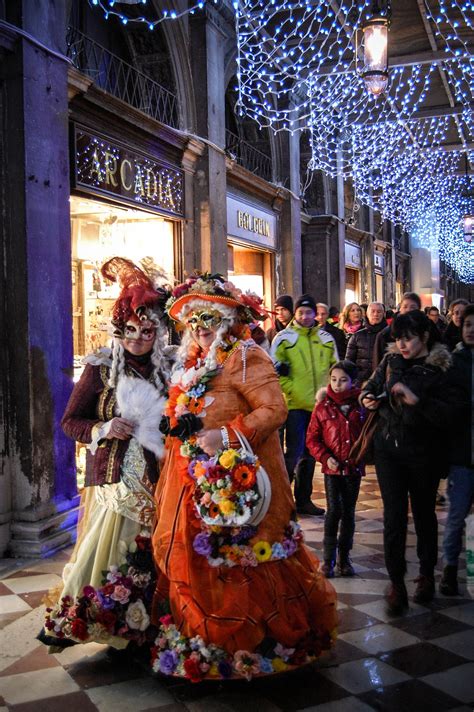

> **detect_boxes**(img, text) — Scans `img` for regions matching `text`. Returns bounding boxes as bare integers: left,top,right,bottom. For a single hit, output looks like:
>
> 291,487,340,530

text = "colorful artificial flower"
271,657,288,673
233,650,261,680
218,448,240,469
44,534,156,647
125,600,150,631
218,499,235,516
253,541,272,562
233,464,256,489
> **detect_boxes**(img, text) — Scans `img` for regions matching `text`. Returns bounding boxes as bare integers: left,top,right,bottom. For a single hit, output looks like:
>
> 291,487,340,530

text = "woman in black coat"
360,311,457,614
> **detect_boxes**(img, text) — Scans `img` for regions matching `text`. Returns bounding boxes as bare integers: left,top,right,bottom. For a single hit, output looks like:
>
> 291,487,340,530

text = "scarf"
327,384,361,406
343,321,363,334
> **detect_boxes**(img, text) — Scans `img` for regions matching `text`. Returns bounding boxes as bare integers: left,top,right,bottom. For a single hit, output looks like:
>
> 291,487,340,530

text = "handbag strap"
232,428,254,456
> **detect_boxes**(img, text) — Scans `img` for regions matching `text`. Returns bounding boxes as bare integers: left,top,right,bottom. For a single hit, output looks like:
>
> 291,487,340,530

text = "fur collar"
316,386,327,403
386,342,452,372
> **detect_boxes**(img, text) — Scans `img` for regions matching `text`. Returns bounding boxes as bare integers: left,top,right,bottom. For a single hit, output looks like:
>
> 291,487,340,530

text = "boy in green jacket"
272,294,338,515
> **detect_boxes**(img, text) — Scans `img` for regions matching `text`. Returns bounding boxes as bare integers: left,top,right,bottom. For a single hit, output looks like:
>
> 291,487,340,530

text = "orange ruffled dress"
151,344,337,680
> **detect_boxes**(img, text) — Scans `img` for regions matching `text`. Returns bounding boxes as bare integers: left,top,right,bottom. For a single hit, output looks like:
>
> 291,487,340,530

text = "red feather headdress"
101,257,169,335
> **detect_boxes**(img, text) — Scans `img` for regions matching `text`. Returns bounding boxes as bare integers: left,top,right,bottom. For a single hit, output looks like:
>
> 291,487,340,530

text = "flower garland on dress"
164,339,305,569
152,614,333,682
193,520,303,568
45,534,157,647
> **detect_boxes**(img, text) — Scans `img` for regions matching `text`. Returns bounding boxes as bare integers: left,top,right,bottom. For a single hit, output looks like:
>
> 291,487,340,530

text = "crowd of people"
39,258,473,683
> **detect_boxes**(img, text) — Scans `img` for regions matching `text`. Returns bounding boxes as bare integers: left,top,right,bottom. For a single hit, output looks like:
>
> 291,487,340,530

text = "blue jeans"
284,409,315,507
443,465,474,566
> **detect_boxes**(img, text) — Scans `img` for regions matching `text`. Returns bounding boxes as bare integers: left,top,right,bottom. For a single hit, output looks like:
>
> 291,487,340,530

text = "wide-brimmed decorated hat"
101,257,171,337
166,273,267,324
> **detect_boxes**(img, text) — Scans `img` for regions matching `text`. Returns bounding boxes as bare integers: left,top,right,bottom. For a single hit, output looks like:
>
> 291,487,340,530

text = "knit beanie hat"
275,294,294,313
294,293,316,312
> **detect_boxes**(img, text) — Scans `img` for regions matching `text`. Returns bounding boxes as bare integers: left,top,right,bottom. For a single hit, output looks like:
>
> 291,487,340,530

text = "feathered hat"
166,272,267,324
100,257,172,387
101,257,170,337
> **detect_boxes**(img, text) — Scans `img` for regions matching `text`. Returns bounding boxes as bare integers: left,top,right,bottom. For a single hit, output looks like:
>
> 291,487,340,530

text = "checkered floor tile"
0,470,472,711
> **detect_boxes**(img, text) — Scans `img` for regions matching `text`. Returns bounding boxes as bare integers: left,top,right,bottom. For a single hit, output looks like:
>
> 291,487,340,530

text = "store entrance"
227,242,273,313
345,267,360,304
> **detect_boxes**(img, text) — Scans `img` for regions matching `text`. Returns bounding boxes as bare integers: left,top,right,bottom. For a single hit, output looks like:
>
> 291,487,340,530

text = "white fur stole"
116,376,167,459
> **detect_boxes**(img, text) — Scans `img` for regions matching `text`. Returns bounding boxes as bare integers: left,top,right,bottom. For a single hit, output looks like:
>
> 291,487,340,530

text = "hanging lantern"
463,214,474,244
360,10,389,96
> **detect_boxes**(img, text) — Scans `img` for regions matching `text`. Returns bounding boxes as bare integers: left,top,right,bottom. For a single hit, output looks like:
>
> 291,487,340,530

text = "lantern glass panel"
363,22,388,73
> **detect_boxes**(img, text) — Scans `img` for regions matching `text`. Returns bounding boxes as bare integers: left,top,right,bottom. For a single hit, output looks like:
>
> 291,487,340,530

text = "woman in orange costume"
151,274,336,681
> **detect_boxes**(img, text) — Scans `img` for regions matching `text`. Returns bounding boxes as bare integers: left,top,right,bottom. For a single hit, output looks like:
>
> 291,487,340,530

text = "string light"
234,0,473,280
88,0,473,279
88,0,208,29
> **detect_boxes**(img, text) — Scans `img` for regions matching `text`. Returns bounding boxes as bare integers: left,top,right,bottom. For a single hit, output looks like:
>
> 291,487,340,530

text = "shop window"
70,195,175,362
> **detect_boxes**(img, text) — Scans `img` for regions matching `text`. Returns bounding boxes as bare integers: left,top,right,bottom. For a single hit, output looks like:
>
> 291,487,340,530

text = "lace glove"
159,415,172,435
169,413,203,439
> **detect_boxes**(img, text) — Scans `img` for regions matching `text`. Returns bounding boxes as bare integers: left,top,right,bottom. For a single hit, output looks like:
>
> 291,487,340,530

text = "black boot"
337,552,355,577
385,580,408,615
321,560,335,578
413,575,435,604
439,565,459,596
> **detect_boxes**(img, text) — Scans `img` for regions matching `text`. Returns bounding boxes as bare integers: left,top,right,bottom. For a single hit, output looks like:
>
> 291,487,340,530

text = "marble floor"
0,471,472,711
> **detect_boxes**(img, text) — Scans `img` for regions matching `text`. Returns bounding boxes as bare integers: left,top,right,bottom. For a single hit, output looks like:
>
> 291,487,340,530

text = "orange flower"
208,503,220,519
188,398,204,414
193,461,207,479
233,464,256,489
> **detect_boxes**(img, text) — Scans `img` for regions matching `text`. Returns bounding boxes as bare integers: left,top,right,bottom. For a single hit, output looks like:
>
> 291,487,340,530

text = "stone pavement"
0,471,473,711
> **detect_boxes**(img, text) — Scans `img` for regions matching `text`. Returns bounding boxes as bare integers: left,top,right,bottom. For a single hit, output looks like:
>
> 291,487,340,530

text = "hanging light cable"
461,153,474,244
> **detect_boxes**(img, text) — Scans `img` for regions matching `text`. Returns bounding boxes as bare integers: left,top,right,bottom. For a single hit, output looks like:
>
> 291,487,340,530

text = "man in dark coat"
266,294,293,344
373,292,423,369
346,302,387,385
316,302,346,358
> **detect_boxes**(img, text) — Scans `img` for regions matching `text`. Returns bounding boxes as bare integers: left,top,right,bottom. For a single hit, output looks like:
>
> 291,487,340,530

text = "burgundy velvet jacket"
62,359,159,487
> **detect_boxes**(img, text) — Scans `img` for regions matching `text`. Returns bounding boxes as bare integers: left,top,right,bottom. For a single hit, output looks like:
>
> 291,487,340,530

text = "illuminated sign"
73,127,183,216
227,195,276,248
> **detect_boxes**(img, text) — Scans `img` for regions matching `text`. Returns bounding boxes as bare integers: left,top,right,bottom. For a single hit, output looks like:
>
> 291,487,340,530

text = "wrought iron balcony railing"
225,130,273,182
66,27,179,129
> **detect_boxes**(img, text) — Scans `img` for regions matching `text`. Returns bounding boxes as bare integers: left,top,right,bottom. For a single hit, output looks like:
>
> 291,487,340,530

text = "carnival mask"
123,320,156,341
185,310,223,331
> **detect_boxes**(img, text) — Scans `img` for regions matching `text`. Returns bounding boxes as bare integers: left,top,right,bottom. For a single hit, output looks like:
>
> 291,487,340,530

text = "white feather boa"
116,376,167,459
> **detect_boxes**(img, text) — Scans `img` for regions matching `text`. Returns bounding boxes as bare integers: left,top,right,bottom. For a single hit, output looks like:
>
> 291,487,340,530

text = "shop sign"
73,127,184,216
374,252,385,273
345,241,361,268
227,194,276,249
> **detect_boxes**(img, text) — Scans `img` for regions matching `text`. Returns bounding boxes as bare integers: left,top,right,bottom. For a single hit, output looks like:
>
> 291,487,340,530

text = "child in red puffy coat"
306,360,366,578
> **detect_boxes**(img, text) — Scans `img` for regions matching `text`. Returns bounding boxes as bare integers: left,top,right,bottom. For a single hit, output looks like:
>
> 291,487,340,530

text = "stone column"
276,130,303,297
302,216,339,305
189,8,229,274
0,1,80,557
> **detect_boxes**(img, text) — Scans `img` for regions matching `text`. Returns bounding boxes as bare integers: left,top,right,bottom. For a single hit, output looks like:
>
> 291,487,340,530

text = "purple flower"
193,532,213,556
159,649,179,675
218,659,233,678
282,538,297,556
230,526,257,545
82,585,96,598
96,591,116,610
